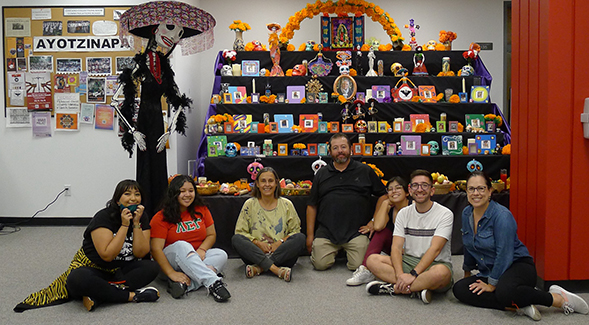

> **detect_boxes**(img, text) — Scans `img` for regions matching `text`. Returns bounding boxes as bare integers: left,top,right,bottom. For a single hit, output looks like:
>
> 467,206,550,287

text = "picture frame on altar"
471,85,490,103
277,143,288,156
269,122,279,133
459,92,468,103
330,17,354,50
334,75,357,101
378,121,388,133
486,121,496,132
251,93,259,104
306,92,317,104
393,121,403,133
342,124,353,133
363,143,373,156
469,142,478,155
386,143,396,156
250,122,259,133
421,144,431,156
274,114,294,133
318,143,328,156
277,93,285,103
318,92,328,103
308,143,318,156
330,122,340,133
403,121,412,132
436,121,446,133
367,121,377,133
372,85,391,103
318,121,328,133
356,92,365,102
418,86,437,103
241,60,260,77
287,85,305,104
353,143,362,155
223,93,232,104
448,121,459,132
224,122,233,133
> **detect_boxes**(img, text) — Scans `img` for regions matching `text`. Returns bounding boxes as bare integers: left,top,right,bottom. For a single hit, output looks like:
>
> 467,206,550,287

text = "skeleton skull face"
154,24,184,50
391,62,403,76
292,64,307,76
374,140,385,155
225,143,237,157
371,40,380,51
305,41,316,51
426,40,437,50
355,119,367,133
461,65,475,76
252,40,264,51
339,65,350,75
220,65,233,76
427,141,440,155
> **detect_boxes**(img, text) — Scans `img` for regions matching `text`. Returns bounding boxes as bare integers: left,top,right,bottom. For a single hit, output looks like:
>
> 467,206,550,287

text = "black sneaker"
366,280,396,296
167,280,187,299
207,279,231,302
133,287,160,302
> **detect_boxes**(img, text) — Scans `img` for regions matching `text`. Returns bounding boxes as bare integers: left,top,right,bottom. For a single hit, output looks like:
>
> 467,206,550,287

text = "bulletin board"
2,6,137,128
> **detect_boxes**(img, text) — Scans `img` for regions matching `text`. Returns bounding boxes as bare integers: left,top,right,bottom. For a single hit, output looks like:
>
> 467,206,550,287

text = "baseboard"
0,216,91,226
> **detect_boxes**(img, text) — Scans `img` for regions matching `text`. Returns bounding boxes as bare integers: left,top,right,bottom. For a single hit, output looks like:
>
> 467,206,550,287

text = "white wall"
0,0,505,219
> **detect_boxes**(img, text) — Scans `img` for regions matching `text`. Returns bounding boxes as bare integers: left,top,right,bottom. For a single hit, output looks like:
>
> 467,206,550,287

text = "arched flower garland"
279,0,404,46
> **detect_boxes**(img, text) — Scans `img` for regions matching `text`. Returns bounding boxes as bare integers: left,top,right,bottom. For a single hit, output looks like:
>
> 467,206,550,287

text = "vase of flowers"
439,30,457,51
229,20,251,51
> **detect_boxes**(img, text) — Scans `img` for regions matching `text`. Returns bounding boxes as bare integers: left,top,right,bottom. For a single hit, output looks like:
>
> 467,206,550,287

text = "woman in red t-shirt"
150,175,230,302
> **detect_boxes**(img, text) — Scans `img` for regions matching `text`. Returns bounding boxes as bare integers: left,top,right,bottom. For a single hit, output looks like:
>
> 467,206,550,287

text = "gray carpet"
1,227,587,324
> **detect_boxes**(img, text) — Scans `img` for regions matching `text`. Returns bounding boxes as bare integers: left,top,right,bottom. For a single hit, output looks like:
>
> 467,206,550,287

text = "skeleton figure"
110,23,191,217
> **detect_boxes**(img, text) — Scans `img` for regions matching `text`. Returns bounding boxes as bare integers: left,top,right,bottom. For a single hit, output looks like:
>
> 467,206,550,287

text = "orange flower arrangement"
293,143,306,149
292,125,303,133
502,144,511,155
436,93,445,102
411,96,422,102
457,122,464,132
260,94,277,103
229,20,251,32
462,146,469,155
439,30,457,43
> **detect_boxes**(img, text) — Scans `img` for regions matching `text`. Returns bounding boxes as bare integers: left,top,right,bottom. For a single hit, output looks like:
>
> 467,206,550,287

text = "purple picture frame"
401,135,421,156
287,85,305,103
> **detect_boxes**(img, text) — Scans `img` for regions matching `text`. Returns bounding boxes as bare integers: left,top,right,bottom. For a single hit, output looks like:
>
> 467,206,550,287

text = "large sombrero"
119,1,216,56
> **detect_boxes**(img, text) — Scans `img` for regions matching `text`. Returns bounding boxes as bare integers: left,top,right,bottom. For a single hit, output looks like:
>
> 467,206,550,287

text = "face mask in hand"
119,204,138,212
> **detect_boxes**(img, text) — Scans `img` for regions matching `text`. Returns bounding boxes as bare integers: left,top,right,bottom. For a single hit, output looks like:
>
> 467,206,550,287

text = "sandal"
278,267,291,282
245,264,262,278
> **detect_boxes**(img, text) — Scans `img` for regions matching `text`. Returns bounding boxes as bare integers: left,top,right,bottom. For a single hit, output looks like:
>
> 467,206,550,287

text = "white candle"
462,78,466,94
252,79,256,94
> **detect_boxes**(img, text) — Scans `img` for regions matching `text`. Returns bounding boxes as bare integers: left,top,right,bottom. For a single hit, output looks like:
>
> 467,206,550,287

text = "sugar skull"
461,65,475,76
252,40,264,51
425,40,437,51
292,64,307,76
225,143,237,157
220,65,233,76
154,24,184,50
355,119,367,133
427,141,439,155
391,62,408,77
467,159,483,173
247,161,264,180
311,157,327,175
370,39,380,51
305,40,316,51
339,64,350,75
374,140,385,156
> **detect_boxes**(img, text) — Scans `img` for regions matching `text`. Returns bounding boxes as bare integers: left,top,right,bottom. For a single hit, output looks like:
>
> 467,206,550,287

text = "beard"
333,152,350,164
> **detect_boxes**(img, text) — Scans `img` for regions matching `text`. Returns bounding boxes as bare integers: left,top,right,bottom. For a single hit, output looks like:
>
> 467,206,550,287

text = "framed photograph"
241,60,260,76
251,93,260,104
367,121,377,133
329,122,340,133
410,114,430,132
386,143,396,155
274,114,294,133
353,143,363,155
318,143,328,156
363,143,373,156
471,85,490,103
393,121,403,133
330,17,354,49
378,121,388,133
308,143,318,156
469,142,478,155
333,75,357,101
87,77,106,103
250,122,259,133
207,144,218,157
269,122,279,133
300,114,319,133
420,144,431,156
56,58,82,73
318,92,328,103
475,134,497,155
448,121,459,133
486,121,496,132
224,122,233,133
277,143,288,156
401,135,421,156
223,93,232,104
277,93,286,103
232,114,252,133
306,92,317,103
403,121,412,132
372,85,391,103
436,121,446,133
441,135,463,155
318,121,328,133
228,86,247,104
418,85,437,103
115,56,134,74
247,141,255,148
287,85,305,103
356,92,365,102
465,114,485,130
459,92,469,103
342,124,354,133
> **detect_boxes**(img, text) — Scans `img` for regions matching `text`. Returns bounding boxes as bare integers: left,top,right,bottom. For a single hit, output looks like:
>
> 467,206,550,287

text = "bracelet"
133,224,141,229
121,224,130,227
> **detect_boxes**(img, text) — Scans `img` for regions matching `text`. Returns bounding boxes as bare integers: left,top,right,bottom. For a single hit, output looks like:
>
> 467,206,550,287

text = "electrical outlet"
64,184,71,196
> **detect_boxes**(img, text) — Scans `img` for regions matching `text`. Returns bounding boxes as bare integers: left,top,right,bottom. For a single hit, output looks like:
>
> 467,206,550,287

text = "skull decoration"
373,140,385,156
370,39,380,51
305,40,316,51
339,65,350,75
311,157,327,175
225,143,237,157
154,24,184,50
461,65,475,76
247,161,264,180
292,64,307,76
252,40,264,51
427,141,440,155
425,40,437,51
220,65,233,76
467,159,483,173
355,119,367,133
391,62,408,77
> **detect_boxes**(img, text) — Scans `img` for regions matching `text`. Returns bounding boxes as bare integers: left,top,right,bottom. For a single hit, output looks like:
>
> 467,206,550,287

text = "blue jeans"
163,241,227,291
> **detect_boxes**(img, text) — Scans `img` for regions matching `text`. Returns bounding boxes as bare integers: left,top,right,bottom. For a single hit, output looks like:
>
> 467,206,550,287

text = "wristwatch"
410,269,419,278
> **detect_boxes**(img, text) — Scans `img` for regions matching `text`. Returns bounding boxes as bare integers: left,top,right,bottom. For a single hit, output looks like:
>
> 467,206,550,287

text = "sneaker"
366,280,395,296
549,285,589,315
133,287,160,303
517,305,542,321
82,296,95,312
346,265,375,286
420,289,432,304
167,280,187,299
208,279,231,302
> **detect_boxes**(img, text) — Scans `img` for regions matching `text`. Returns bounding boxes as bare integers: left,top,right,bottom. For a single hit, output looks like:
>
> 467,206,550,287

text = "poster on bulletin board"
2,6,136,118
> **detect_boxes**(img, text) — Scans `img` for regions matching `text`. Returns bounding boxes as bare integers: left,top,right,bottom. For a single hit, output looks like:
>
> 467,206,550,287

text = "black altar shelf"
204,155,511,185
205,191,510,258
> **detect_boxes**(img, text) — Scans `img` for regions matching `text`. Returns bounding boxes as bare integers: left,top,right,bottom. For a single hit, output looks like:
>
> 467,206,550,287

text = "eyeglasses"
467,186,488,194
387,186,404,192
409,183,432,191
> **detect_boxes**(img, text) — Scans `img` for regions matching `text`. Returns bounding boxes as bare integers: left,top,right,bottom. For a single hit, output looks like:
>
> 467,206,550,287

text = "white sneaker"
549,285,589,315
420,289,432,304
517,305,542,321
346,265,375,286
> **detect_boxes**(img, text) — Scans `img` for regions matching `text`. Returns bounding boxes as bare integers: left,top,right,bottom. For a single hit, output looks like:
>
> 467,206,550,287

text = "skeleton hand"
133,130,147,151
156,131,170,153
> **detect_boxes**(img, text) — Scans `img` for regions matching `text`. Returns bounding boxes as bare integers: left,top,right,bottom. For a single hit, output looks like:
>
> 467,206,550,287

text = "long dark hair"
106,179,142,210
162,175,205,224
251,167,281,199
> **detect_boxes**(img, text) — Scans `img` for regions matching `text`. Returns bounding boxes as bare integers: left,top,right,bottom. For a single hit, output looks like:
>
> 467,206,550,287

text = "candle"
252,79,256,94
462,78,466,94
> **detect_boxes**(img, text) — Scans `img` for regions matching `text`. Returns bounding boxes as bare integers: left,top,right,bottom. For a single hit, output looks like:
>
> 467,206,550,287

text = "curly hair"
161,175,205,224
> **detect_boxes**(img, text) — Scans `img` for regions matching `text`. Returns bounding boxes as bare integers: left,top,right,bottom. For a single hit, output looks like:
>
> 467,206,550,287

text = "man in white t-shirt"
365,169,453,304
